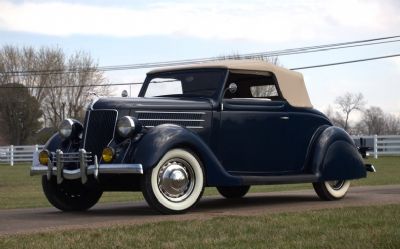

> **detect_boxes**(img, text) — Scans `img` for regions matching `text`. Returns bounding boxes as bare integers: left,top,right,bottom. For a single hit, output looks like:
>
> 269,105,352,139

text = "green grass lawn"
0,157,399,209
1,204,399,249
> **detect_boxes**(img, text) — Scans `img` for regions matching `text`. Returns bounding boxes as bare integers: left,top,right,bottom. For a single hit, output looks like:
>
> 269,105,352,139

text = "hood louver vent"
136,111,205,129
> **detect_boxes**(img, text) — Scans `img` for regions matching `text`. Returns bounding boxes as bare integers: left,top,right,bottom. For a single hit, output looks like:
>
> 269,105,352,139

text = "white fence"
352,135,400,159
0,135,399,165
0,145,44,166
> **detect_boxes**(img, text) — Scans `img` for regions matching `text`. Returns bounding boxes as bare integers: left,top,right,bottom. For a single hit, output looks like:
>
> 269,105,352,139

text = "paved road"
0,185,399,236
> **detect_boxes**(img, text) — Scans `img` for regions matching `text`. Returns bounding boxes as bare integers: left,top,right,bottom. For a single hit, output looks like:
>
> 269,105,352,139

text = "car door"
217,71,292,175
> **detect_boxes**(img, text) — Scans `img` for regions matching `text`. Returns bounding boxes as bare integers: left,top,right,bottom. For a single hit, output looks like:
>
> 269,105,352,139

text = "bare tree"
384,113,400,135
334,92,365,132
0,45,109,131
327,92,399,135
358,108,400,135
359,106,386,135
324,105,346,128
42,51,108,127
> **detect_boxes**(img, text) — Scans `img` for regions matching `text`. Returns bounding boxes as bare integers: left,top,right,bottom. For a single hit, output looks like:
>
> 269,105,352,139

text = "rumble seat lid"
148,60,313,108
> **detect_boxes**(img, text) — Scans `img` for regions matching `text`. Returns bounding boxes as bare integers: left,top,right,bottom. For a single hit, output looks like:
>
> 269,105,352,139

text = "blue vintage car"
31,60,374,214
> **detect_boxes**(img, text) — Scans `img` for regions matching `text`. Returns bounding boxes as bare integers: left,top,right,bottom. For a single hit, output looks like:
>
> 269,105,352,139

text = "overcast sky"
0,0,399,119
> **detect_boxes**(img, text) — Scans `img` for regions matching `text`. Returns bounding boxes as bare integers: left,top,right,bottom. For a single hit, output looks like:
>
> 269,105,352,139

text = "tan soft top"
148,60,312,108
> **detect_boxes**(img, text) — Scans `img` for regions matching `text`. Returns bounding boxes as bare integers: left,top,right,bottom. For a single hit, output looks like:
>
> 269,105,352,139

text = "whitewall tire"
313,180,351,200
141,148,205,214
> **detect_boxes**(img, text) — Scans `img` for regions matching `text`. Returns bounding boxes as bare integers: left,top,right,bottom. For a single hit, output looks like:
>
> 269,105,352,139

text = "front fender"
311,126,366,181
44,133,70,152
132,124,241,186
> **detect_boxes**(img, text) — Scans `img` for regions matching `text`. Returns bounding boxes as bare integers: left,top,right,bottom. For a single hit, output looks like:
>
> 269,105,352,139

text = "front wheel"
141,148,205,214
313,180,351,201
42,176,103,211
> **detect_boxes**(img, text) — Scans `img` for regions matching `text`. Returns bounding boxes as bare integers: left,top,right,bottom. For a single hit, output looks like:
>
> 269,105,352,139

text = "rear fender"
311,126,366,181
132,124,241,186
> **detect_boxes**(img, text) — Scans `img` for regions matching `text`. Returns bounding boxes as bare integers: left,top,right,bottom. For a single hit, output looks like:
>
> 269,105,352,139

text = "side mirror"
121,90,128,97
227,83,237,94
221,83,238,111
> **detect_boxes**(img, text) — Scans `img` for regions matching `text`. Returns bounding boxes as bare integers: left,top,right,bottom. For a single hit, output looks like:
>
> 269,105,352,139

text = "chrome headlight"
116,116,141,137
58,119,83,139
59,119,73,138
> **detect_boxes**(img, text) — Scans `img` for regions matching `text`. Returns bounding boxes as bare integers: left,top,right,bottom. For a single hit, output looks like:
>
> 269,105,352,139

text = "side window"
224,73,282,100
250,85,279,98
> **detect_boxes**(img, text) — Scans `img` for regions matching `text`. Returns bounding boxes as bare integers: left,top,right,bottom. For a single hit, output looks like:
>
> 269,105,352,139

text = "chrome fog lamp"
58,119,83,139
59,119,74,138
117,116,141,137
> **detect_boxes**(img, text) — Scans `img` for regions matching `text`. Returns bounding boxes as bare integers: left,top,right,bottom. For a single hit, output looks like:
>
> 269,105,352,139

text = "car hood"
92,97,213,111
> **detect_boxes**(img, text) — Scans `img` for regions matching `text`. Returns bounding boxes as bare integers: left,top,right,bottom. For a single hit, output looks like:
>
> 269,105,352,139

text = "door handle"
280,116,289,120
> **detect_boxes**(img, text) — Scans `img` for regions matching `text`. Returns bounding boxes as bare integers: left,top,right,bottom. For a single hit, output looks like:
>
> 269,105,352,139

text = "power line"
0,79,178,89
290,53,400,70
0,82,142,89
1,34,400,76
1,53,400,89
262,39,400,57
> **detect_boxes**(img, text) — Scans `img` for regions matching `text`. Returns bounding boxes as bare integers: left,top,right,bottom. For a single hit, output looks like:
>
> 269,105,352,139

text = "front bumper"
30,149,143,184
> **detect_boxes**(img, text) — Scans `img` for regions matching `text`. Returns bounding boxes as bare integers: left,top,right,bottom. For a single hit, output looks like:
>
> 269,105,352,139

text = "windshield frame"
139,68,228,100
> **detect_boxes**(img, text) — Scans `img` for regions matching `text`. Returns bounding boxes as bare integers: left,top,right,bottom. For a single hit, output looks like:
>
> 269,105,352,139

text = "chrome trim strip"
136,111,206,114
365,164,376,173
89,97,100,110
138,119,205,122
107,109,119,147
46,156,52,180
82,110,91,149
144,125,203,129
30,163,144,180
80,149,88,184
94,164,143,174
56,150,63,184
94,155,99,179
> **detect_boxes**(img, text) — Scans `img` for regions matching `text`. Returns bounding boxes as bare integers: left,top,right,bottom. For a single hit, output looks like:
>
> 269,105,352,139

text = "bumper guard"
30,149,143,184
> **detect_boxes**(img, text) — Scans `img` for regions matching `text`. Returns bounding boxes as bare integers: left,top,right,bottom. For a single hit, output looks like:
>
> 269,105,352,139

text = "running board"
241,174,319,185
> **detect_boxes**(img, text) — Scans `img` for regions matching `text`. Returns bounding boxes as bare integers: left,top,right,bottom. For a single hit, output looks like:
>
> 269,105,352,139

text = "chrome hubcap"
157,158,195,202
327,180,345,190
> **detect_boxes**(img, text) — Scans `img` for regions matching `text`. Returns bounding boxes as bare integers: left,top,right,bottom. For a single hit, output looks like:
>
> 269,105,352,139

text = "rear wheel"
141,148,205,214
42,176,103,211
217,186,250,199
313,180,350,200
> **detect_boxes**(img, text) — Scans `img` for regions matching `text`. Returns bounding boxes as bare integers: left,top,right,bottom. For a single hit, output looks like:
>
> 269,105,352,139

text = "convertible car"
31,60,374,214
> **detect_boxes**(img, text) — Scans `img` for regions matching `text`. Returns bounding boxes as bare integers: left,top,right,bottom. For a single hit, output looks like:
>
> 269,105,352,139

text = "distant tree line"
325,92,400,135
0,46,109,145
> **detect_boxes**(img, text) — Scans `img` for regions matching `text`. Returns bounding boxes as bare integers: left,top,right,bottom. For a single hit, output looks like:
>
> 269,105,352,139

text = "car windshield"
141,69,226,98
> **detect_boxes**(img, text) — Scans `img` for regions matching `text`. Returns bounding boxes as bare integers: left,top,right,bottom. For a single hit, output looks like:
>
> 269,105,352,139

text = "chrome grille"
83,110,117,159
136,111,205,129
51,151,92,165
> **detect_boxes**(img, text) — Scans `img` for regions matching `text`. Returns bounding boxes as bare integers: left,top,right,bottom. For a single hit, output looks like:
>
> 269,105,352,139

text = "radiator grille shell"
83,110,117,160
